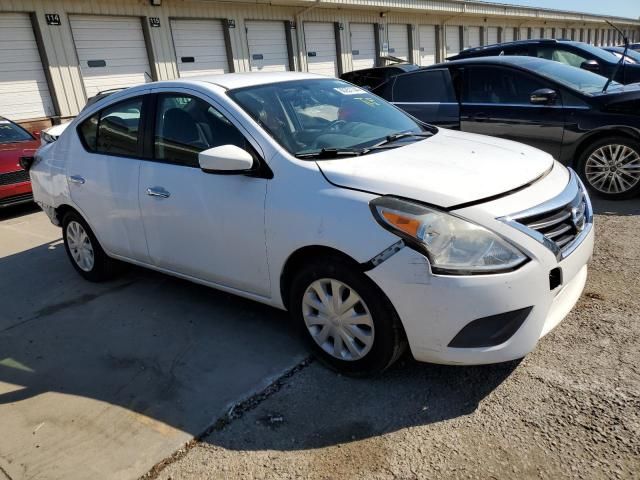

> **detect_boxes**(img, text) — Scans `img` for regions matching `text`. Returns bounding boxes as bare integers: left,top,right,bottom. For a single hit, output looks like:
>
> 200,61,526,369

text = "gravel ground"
148,198,640,480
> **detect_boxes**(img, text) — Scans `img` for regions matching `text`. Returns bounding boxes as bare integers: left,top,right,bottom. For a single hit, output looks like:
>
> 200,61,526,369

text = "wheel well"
573,128,640,167
54,204,78,226
279,246,361,310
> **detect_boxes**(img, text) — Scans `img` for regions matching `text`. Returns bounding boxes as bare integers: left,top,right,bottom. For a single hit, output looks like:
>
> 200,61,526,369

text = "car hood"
316,129,554,209
594,83,640,109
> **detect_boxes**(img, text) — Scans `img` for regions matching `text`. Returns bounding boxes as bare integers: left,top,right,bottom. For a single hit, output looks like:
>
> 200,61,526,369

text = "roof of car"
430,55,552,69
450,39,582,58
174,71,326,90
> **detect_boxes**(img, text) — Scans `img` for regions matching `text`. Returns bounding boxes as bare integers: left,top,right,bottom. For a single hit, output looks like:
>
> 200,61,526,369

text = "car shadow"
0,221,516,457
591,197,640,216
0,201,39,221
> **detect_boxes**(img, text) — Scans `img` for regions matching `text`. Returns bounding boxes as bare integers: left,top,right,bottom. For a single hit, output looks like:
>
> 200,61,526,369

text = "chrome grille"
499,169,593,260
515,191,587,252
0,169,29,186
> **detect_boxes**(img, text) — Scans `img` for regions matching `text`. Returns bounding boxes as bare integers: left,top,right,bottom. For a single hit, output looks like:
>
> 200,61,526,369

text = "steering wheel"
326,119,347,132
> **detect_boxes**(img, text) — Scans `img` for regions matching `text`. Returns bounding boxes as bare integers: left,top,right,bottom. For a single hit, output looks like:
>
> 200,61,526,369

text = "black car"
447,39,640,85
340,63,419,90
372,56,640,199
603,46,640,64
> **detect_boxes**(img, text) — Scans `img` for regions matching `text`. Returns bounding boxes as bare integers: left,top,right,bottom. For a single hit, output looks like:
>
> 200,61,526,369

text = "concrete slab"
0,207,306,480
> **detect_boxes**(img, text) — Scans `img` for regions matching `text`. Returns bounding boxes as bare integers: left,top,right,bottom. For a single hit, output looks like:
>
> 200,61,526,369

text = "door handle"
68,175,85,185
146,187,171,199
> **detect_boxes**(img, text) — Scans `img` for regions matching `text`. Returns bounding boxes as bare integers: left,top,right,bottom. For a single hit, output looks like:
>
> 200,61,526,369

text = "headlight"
370,197,528,275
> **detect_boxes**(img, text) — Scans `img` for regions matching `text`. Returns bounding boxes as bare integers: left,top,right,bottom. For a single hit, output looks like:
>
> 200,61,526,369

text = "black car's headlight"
370,197,528,275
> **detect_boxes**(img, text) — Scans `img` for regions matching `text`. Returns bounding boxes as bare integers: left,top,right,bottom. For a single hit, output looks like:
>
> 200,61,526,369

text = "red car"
0,117,39,208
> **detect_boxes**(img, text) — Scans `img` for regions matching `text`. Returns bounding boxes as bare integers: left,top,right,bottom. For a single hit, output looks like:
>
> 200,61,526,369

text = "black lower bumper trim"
448,306,533,348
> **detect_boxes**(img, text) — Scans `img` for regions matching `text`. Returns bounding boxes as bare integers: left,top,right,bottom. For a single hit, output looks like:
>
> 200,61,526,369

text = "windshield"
0,119,34,144
531,60,621,94
607,48,640,64
228,79,426,157
573,42,619,62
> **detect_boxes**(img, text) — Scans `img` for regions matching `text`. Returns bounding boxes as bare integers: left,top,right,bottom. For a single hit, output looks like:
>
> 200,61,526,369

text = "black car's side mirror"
580,59,600,73
530,88,558,106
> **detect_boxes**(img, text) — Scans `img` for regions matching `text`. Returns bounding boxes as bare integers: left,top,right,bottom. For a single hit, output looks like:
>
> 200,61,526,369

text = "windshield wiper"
294,148,363,159
361,131,433,154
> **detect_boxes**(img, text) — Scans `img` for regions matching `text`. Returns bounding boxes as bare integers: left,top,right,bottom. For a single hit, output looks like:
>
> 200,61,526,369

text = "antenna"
602,20,629,92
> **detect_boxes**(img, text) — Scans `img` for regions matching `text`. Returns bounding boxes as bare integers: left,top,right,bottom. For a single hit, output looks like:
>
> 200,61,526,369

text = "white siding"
0,13,54,121
246,21,289,72
350,23,376,70
171,19,229,78
387,24,409,60
519,27,529,40
418,25,436,66
304,22,338,76
544,27,553,39
70,15,151,97
445,25,461,56
467,26,481,48
487,27,499,45
503,27,514,42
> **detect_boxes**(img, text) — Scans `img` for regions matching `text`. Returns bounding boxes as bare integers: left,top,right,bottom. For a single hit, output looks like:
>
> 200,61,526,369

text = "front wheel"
289,257,406,376
577,137,640,200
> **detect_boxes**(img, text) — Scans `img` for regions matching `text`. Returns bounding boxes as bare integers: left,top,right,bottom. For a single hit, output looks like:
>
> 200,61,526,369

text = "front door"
460,65,566,159
138,91,270,296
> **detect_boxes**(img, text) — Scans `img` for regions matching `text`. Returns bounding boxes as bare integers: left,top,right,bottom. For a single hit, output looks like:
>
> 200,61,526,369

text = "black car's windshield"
530,60,621,94
229,79,428,158
0,119,34,144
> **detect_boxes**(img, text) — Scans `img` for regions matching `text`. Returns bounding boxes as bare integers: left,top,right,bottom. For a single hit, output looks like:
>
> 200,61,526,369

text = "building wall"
1,0,639,127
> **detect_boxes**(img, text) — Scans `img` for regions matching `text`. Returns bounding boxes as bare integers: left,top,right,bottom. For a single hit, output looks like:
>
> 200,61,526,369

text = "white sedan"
28,72,594,375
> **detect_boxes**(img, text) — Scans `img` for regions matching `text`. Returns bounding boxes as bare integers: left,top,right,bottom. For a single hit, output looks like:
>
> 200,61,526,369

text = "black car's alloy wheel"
578,137,640,200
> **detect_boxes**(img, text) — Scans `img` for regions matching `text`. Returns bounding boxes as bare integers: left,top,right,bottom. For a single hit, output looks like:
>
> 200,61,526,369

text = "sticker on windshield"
334,86,365,95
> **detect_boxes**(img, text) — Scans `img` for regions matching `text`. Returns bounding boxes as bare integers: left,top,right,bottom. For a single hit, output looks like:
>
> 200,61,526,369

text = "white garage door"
467,26,481,48
0,13,54,121
519,27,529,40
503,27,515,42
246,21,289,72
487,27,499,45
71,15,151,98
171,19,229,78
545,28,553,39
445,26,461,56
418,25,436,66
387,24,409,60
350,23,376,70
304,22,338,76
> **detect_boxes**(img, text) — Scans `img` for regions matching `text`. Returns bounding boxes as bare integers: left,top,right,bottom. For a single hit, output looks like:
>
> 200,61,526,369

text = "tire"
577,136,640,200
62,211,118,282
289,256,406,376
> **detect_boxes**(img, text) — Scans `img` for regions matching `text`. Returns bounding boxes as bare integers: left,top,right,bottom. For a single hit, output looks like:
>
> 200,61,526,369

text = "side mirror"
530,88,558,106
198,145,254,174
580,59,600,73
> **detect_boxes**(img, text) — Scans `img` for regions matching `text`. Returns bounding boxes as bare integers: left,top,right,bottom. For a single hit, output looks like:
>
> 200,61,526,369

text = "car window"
154,94,248,167
536,47,587,68
229,78,425,157
77,97,143,156
0,119,34,144
463,66,548,105
393,70,456,103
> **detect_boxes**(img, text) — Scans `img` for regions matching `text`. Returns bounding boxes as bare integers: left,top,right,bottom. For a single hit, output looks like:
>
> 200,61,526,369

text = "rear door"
460,65,565,158
389,69,460,128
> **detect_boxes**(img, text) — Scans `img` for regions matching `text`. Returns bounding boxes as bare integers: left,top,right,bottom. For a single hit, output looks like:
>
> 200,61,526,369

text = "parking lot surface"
0,205,306,480
153,198,640,480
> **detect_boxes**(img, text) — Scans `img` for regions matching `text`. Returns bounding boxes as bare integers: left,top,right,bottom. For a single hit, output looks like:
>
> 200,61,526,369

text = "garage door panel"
487,27,499,44
71,15,151,97
350,23,376,70
387,24,409,60
0,13,54,121
171,19,229,78
419,25,436,66
246,21,289,72
445,25,461,56
304,22,337,76
467,26,481,48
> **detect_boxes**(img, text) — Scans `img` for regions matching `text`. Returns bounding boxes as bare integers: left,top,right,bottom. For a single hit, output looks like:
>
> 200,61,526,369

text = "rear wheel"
289,257,406,376
62,211,118,282
577,137,640,200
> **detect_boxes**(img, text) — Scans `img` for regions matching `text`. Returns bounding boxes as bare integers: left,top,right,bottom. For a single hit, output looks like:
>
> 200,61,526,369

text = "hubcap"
302,278,374,361
585,144,640,194
66,221,94,272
